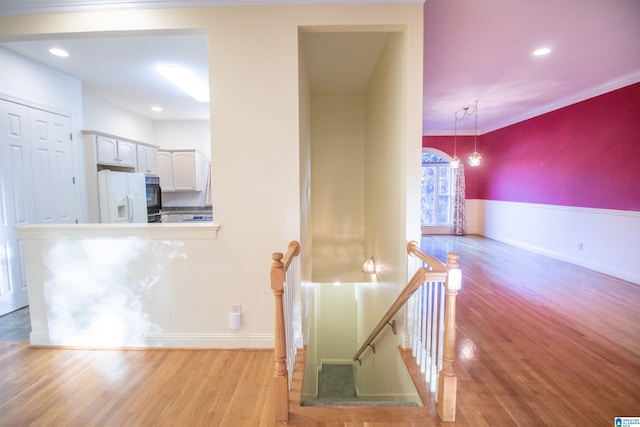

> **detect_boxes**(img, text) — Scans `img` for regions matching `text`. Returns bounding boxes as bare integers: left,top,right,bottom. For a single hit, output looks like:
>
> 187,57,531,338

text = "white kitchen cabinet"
157,150,174,191
137,144,158,175
96,135,136,168
157,149,203,192
173,150,202,191
82,131,158,222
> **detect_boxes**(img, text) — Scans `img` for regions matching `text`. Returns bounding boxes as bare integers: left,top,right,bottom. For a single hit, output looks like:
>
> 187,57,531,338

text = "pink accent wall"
421,135,483,199
423,82,640,211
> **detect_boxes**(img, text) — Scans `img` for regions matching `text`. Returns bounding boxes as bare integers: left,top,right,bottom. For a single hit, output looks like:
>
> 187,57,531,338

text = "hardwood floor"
0,236,638,426
422,235,640,426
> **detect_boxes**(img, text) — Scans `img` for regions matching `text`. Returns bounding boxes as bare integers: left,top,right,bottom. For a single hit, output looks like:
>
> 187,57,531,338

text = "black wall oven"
145,175,162,223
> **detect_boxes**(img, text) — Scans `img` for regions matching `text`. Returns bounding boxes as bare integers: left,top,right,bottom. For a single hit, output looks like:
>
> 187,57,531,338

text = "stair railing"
352,266,440,364
351,241,460,422
270,240,300,424
407,240,461,422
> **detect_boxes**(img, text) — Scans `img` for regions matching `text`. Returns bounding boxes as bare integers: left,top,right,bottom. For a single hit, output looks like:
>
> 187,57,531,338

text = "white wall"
317,283,357,361
298,31,317,397
357,30,421,399
478,200,640,284
153,120,211,207
83,96,212,207
0,46,87,221
153,120,210,155
310,93,366,282
0,3,425,350
83,94,153,143
17,225,256,347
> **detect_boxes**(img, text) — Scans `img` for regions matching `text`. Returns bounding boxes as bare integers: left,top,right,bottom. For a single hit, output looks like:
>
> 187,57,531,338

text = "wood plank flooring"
1,236,638,426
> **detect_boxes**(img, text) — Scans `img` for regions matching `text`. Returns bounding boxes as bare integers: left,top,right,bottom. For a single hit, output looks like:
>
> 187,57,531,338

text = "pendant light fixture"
451,110,460,169
453,100,481,167
468,100,481,167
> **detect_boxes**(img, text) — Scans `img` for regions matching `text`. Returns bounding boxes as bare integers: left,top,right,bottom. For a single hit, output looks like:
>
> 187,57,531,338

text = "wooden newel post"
271,252,289,423
437,252,461,422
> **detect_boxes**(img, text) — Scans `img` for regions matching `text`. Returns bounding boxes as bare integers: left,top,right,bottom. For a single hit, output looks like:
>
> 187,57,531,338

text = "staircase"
302,363,419,407
270,241,461,423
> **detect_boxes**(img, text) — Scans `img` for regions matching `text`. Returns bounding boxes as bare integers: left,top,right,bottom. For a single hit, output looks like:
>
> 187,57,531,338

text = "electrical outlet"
231,304,242,314
578,242,584,251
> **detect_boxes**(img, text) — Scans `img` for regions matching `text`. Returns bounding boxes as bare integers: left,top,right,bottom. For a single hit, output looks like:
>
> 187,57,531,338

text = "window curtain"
452,164,466,235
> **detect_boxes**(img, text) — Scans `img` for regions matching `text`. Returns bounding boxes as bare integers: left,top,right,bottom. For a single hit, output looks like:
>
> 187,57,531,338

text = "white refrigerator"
98,170,147,223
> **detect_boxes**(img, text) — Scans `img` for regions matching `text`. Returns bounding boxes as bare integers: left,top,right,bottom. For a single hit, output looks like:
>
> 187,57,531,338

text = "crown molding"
483,71,640,135
423,70,640,137
0,0,423,16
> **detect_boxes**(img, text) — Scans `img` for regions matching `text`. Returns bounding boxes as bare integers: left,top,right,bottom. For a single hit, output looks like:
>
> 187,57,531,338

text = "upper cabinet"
137,144,158,175
158,149,203,192
84,131,158,174
83,131,159,222
156,150,174,191
95,135,137,168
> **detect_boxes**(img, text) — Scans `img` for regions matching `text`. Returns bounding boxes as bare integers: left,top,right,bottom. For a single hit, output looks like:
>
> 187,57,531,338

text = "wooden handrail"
407,240,447,273
281,240,300,272
352,242,454,364
354,267,428,363
348,241,461,421
270,240,300,424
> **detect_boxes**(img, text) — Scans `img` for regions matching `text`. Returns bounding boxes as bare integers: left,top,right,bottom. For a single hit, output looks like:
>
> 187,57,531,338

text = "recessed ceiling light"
157,65,209,103
49,48,69,57
151,106,163,112
533,47,551,56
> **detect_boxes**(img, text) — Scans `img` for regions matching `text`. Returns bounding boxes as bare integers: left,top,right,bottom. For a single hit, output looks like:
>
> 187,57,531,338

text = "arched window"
421,149,455,234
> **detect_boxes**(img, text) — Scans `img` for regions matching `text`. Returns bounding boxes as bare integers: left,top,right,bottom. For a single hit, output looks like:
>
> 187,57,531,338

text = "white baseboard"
320,358,355,366
144,333,274,348
477,200,640,284
29,331,274,349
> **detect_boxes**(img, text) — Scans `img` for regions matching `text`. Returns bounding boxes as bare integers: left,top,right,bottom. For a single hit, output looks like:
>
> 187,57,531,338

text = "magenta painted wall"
421,135,483,199
423,82,640,211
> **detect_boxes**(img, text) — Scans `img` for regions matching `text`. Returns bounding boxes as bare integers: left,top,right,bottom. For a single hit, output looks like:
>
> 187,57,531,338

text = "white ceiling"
1,0,639,135
1,31,211,121
423,0,640,135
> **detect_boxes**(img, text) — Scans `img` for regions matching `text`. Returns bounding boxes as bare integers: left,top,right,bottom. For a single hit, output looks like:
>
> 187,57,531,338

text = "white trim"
320,358,355,366
29,331,52,346
421,225,452,235
30,332,274,348
14,222,220,240
486,71,640,133
422,147,452,162
144,333,274,348
0,93,74,119
479,200,640,284
424,71,640,136
0,0,424,16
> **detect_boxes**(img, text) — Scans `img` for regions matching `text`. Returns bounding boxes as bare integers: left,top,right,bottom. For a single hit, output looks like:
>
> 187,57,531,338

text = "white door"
0,100,34,316
29,108,75,224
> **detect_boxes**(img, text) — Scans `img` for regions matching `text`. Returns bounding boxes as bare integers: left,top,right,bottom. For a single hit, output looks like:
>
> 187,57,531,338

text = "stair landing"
302,363,419,407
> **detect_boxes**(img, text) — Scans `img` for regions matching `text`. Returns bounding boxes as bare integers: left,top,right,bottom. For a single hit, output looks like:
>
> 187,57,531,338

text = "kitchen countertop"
162,206,212,214
161,206,213,223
